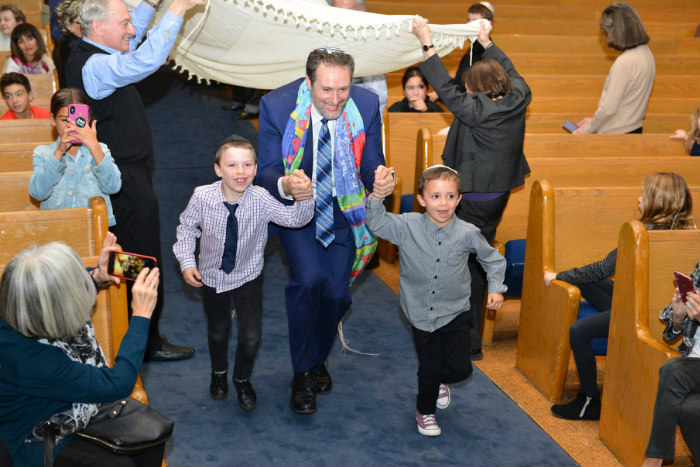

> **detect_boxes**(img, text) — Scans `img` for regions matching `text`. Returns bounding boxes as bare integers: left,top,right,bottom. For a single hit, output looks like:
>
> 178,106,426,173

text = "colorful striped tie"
315,119,335,247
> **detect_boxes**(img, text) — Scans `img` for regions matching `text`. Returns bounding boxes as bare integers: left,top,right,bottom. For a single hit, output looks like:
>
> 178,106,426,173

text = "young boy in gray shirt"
365,164,506,437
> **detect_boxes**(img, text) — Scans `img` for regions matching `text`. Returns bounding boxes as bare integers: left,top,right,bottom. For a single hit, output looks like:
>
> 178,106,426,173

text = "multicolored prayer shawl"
281,81,377,284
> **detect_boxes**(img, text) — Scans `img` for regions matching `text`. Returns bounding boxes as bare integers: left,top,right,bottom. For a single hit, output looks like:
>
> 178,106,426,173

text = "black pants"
411,312,473,415
646,357,700,459
201,276,263,380
55,437,164,467
569,279,614,397
455,192,510,350
110,164,164,353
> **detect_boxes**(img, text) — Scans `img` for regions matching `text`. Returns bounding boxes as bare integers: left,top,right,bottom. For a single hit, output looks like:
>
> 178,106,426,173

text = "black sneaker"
551,393,600,420
210,372,228,400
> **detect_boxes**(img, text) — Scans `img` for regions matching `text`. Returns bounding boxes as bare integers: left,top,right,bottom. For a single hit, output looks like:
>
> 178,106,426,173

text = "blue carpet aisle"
137,68,577,467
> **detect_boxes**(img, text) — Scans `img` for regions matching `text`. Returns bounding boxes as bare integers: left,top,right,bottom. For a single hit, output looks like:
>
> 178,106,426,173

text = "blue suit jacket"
256,77,385,211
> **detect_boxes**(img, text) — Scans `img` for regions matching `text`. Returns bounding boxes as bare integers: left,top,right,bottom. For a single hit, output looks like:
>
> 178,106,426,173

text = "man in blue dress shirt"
65,0,203,361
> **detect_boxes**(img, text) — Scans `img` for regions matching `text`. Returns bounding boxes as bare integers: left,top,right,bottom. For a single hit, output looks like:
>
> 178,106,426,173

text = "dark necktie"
221,202,239,274
316,118,335,247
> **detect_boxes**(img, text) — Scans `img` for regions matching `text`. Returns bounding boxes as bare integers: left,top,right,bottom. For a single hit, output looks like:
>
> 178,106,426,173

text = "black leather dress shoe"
210,372,228,400
290,371,317,414
314,364,333,394
147,336,195,362
233,380,257,411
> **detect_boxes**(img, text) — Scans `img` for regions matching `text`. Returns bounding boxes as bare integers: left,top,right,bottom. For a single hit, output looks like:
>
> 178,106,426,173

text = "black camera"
69,106,75,114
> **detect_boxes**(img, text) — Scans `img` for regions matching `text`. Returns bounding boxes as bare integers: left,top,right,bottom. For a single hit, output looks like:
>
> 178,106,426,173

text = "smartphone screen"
108,251,157,281
562,121,578,133
68,104,90,144
675,271,696,303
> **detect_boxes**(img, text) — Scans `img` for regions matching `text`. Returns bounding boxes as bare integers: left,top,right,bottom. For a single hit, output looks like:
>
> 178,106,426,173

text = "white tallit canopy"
126,0,483,88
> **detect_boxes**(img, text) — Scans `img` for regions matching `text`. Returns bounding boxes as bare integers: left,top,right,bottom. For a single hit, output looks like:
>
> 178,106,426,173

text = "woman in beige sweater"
573,2,655,135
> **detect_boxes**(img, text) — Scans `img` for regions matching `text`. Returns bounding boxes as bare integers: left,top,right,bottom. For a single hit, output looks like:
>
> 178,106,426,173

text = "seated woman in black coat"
388,67,443,113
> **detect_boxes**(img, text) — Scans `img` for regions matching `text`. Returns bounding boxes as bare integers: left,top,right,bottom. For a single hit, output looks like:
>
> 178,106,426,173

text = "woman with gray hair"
573,2,655,134
0,233,163,466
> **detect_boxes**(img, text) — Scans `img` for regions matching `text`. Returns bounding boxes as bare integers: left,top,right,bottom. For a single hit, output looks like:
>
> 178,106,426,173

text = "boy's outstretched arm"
372,165,396,200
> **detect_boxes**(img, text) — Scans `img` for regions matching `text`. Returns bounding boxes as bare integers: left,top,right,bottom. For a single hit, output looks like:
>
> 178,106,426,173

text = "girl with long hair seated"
544,173,697,420
2,22,55,74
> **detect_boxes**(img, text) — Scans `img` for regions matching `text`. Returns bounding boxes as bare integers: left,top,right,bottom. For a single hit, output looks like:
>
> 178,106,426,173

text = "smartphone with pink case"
68,104,90,144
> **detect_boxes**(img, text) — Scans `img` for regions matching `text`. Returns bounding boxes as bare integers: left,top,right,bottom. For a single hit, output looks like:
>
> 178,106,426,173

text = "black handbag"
75,398,174,454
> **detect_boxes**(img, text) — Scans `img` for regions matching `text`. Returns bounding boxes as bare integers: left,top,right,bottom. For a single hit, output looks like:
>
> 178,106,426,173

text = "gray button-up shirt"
365,198,507,332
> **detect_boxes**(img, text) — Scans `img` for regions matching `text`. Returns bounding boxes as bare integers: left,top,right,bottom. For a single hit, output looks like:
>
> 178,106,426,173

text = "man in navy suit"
257,48,387,414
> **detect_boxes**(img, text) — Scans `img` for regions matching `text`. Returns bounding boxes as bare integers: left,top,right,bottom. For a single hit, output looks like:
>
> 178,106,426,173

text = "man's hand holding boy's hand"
487,293,503,310
282,169,313,200
183,268,203,287
372,165,395,200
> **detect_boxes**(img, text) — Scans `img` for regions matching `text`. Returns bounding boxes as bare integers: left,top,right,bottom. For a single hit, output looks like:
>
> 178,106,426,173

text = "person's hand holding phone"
131,267,160,319
70,119,106,165
96,232,120,284
183,268,203,287
53,124,75,161
686,291,700,321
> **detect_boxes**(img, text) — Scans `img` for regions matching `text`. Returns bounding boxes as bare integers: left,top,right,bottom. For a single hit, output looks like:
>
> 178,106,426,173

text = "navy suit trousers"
278,201,355,373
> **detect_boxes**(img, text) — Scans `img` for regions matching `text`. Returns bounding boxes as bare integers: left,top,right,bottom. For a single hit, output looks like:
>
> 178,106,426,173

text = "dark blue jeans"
202,275,263,380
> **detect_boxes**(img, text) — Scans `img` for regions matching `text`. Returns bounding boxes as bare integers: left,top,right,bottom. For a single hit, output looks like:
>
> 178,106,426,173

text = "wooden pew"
522,134,687,158
0,171,39,211
367,2,700,23
524,113,690,134
0,142,45,172
386,73,700,114
529,97,698,115
599,222,700,467
515,180,700,402
0,119,56,143
0,198,147,403
387,72,700,102
437,34,700,56
382,111,451,194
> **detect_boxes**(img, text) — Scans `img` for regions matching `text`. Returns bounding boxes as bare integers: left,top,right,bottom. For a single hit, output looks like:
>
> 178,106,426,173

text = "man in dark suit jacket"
257,48,387,414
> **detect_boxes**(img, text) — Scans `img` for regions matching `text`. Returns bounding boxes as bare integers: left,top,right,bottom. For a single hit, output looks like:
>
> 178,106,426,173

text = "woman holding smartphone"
29,88,121,226
0,234,164,466
642,259,700,466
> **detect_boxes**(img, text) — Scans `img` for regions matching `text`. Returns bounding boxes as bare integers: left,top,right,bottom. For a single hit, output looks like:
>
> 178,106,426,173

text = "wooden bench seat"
0,171,39,212
0,119,57,143
386,114,692,199
599,222,700,467
515,181,700,402
528,97,698,115
524,113,689,134
0,142,46,172
368,2,700,23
